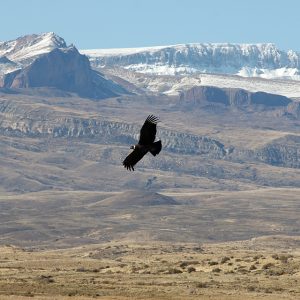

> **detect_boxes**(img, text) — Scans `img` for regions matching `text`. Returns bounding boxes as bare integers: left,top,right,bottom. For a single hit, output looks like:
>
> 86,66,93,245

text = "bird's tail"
149,140,162,156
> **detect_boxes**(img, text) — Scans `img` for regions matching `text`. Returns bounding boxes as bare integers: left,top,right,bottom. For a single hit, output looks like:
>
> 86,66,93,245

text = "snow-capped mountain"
81,43,300,80
0,33,127,99
0,32,66,66
1,32,300,99
0,32,66,76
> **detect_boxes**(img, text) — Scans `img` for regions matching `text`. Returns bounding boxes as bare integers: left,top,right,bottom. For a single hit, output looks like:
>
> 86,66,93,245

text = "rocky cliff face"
179,86,292,108
1,99,299,169
229,135,300,169
255,135,300,168
0,99,226,158
1,46,127,99
0,33,127,99
286,102,300,118
82,43,300,79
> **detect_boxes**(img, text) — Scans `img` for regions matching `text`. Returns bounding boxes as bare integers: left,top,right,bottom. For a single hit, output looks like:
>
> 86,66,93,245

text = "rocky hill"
0,95,299,172
1,46,126,99
0,33,127,99
91,190,179,208
0,97,226,158
255,135,300,168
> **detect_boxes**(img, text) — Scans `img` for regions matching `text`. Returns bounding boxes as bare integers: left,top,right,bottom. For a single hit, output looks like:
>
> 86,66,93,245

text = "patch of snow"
81,45,169,57
0,64,20,76
108,67,300,98
0,32,66,66
237,67,300,80
123,64,201,76
169,73,300,98
0,56,21,75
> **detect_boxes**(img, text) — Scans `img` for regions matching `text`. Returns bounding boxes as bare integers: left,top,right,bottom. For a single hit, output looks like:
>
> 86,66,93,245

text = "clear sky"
1,0,300,51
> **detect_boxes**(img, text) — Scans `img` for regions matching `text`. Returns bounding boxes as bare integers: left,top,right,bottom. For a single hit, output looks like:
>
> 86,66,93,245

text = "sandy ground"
0,236,299,300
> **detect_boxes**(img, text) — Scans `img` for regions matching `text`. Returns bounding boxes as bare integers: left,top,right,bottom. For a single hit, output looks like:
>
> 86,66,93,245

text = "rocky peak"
1,45,127,99
14,32,66,50
0,32,67,65
0,33,128,99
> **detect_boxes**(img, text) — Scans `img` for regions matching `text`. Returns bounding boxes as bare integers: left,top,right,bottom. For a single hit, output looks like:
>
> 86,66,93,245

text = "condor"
123,115,162,171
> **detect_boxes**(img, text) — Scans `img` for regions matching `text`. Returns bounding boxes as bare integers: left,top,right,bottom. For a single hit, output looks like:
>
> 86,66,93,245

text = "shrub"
167,268,183,274
247,286,256,292
187,267,196,273
208,261,218,266
220,256,230,264
179,260,199,268
212,268,221,273
262,263,274,270
272,254,279,260
196,282,208,288
279,255,292,263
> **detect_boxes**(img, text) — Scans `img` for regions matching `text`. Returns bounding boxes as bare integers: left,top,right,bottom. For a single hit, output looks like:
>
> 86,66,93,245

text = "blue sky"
1,0,300,51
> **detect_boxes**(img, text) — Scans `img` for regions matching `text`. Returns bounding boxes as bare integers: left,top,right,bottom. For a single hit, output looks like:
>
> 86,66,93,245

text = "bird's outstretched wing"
138,115,159,145
123,147,147,171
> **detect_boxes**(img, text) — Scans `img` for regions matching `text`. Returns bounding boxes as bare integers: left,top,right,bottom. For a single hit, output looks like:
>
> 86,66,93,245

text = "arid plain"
0,236,299,300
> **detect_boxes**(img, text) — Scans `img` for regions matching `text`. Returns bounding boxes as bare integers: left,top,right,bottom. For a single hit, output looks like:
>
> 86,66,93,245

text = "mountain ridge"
0,32,66,66
81,42,300,79
2,33,300,99
2,33,300,82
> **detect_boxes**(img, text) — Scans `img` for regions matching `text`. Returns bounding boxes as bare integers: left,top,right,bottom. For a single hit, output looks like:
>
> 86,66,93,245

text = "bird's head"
130,145,135,150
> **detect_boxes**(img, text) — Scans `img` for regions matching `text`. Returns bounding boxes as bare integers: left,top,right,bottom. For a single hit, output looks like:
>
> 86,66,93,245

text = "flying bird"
123,115,162,171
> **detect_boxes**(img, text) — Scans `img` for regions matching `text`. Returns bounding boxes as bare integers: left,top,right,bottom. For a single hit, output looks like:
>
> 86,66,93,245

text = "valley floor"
0,236,299,300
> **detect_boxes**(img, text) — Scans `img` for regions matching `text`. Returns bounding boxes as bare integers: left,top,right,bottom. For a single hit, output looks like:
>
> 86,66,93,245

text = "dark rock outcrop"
228,135,300,169
0,56,14,64
286,102,300,118
179,86,292,108
255,135,300,168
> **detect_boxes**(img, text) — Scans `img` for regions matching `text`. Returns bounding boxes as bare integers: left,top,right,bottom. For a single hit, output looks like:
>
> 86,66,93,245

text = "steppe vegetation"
0,236,299,299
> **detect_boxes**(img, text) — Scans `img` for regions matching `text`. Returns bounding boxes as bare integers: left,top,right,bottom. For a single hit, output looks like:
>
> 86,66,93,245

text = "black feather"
123,115,161,171
123,147,147,171
138,115,159,145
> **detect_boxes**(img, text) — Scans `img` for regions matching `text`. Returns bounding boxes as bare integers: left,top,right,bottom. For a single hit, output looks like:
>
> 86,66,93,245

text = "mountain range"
81,42,300,79
1,32,300,99
1,33,300,140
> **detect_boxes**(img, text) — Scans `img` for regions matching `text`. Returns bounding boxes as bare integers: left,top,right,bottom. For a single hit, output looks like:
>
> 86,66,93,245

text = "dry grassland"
0,236,299,300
